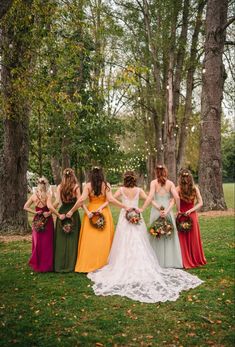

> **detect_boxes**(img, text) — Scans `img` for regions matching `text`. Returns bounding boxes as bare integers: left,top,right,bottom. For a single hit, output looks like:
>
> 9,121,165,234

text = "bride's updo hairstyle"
36,177,49,203
155,164,168,186
89,167,109,196
123,171,137,188
178,168,196,202
60,168,78,203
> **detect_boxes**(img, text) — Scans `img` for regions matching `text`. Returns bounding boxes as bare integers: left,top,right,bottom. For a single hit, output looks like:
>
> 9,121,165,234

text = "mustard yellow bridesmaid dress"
75,194,114,272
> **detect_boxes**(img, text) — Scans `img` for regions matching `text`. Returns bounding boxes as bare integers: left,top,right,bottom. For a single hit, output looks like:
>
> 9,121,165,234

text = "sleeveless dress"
149,188,183,268
54,198,81,272
88,188,203,303
29,205,54,272
178,198,207,269
75,194,114,273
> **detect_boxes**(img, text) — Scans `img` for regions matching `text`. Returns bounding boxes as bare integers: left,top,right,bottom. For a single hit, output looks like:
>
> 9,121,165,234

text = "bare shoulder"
166,179,175,187
175,185,180,192
85,182,91,189
30,193,37,201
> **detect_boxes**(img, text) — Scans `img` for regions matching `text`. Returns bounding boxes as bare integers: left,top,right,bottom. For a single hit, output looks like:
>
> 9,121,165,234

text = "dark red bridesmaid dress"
29,206,54,272
178,198,206,269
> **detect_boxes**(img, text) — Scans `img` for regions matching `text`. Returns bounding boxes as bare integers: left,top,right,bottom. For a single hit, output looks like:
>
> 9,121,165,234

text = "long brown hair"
123,171,137,188
89,167,109,196
178,168,196,202
155,164,168,186
60,168,78,202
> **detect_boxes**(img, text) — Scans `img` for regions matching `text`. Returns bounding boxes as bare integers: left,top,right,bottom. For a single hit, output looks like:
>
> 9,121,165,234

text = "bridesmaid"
176,168,206,269
66,167,128,273
139,164,183,268
47,168,81,272
24,177,54,272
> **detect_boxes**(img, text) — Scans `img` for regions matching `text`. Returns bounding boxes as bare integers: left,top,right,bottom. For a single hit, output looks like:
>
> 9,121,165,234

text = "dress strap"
35,193,46,207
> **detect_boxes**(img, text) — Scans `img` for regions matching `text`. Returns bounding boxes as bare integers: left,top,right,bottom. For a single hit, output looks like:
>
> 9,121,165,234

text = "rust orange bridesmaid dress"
75,193,114,273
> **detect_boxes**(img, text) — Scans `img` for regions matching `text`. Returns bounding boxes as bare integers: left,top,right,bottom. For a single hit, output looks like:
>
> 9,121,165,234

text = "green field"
0,184,234,347
223,183,234,209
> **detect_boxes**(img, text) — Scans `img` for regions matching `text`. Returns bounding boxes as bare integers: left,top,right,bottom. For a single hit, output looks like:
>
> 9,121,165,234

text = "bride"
88,171,203,303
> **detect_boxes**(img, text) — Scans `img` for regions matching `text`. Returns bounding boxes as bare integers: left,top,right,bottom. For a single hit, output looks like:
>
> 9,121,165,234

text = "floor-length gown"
88,188,203,303
178,198,207,269
54,199,81,272
29,206,54,272
75,194,114,273
149,189,183,268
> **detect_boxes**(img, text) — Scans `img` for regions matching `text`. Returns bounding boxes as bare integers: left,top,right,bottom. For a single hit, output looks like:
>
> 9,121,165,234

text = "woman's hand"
43,211,51,218
66,211,73,219
95,207,102,213
184,209,192,216
160,209,165,217
59,214,66,220
36,210,43,215
87,211,93,219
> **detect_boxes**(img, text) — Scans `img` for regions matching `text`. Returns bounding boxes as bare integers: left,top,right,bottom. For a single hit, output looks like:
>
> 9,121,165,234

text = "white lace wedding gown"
87,188,203,303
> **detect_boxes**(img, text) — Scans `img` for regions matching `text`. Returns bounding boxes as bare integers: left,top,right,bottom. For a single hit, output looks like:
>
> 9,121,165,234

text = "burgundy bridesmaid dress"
178,199,207,269
29,206,54,272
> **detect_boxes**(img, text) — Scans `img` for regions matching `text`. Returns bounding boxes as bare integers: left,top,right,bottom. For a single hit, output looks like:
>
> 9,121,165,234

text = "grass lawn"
0,185,234,347
223,183,234,209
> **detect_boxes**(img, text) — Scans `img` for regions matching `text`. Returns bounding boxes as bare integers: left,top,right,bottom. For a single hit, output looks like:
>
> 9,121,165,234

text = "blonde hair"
36,177,49,203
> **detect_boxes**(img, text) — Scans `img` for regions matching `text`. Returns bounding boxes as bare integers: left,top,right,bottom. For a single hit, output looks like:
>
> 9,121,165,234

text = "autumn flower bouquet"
90,212,106,230
176,213,192,232
149,207,173,238
62,218,73,234
32,213,48,232
125,208,141,225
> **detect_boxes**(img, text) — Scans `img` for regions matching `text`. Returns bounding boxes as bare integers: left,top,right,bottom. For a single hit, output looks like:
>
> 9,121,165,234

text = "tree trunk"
51,157,61,185
61,137,71,170
198,0,228,210
177,0,205,172
0,0,13,20
0,1,33,233
0,118,29,233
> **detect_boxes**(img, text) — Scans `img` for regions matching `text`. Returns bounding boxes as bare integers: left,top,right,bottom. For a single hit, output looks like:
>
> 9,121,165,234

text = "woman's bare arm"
170,183,180,212
185,187,203,215
24,195,38,215
139,181,155,212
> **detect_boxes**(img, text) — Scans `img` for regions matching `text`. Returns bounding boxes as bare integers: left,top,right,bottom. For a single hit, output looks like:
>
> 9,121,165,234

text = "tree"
0,1,36,232
198,0,231,210
0,0,13,20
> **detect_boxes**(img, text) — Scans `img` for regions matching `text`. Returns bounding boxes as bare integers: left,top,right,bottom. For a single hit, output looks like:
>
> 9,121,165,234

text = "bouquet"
125,208,141,225
90,212,105,230
62,218,73,234
32,213,48,232
176,213,192,232
149,207,173,238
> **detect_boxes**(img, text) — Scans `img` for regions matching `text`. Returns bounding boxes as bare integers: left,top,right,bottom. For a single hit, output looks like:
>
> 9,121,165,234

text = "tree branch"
222,16,235,31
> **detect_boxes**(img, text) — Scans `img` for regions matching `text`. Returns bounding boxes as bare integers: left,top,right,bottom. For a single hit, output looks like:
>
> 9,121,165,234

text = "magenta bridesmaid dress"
29,206,54,272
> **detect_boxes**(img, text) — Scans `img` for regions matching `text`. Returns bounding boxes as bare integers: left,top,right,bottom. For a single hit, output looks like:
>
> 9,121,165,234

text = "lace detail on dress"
87,187,203,303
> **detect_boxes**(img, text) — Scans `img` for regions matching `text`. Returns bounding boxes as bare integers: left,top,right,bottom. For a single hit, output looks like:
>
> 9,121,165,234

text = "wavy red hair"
155,164,168,186
178,168,196,202
60,168,78,203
